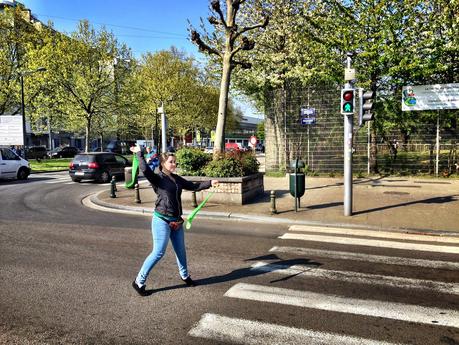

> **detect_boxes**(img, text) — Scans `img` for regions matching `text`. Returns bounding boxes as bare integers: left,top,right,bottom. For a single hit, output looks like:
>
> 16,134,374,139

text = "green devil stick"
124,153,139,189
185,192,214,230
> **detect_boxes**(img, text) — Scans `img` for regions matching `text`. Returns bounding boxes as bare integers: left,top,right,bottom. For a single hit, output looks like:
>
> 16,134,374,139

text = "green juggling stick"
185,192,214,230
124,153,139,189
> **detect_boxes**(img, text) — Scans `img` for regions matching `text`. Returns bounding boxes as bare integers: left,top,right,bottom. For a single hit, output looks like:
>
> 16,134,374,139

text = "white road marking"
269,246,459,270
279,233,459,254
188,313,404,345
289,225,459,244
250,261,459,295
224,283,459,328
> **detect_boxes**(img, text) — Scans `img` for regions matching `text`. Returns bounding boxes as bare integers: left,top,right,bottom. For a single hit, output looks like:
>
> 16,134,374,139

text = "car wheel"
71,177,81,183
99,171,110,183
17,167,29,180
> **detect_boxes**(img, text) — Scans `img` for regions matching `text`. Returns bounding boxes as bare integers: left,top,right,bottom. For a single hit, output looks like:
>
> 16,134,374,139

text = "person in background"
130,145,219,296
144,146,159,171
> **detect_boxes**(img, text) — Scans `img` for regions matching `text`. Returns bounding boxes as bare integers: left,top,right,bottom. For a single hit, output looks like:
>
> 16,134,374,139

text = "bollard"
134,183,141,204
191,191,197,208
110,176,117,198
113,176,117,192
270,190,277,214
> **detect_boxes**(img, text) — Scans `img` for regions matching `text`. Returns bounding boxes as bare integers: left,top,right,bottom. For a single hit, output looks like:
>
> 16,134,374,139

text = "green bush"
176,148,211,176
177,148,260,177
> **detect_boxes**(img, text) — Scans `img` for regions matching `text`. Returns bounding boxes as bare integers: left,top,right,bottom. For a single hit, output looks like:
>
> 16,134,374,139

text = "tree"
190,0,269,156
0,5,44,116
33,20,130,151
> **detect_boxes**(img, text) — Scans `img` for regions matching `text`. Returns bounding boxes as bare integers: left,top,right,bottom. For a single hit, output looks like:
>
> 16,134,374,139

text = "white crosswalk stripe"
279,233,459,254
189,313,404,345
189,219,459,344
250,261,459,295
289,225,459,244
224,283,459,328
269,246,459,270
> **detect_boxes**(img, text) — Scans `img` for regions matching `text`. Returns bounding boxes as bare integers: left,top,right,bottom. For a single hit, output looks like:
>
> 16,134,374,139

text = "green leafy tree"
33,20,129,151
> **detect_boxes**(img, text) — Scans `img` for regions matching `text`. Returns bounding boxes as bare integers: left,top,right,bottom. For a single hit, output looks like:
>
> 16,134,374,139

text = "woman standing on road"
130,145,219,296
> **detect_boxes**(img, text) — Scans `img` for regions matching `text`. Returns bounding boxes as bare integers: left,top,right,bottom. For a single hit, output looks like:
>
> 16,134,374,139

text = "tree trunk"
213,54,232,158
85,116,91,152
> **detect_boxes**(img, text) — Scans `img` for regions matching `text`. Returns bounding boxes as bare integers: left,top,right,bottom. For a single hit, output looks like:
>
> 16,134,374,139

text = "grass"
29,158,72,172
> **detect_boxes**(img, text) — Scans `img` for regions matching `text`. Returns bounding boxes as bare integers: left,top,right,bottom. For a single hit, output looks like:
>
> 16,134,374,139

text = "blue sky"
21,0,209,58
19,0,262,119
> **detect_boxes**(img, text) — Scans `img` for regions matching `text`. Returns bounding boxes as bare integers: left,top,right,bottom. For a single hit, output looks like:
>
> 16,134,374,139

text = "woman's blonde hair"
158,152,176,171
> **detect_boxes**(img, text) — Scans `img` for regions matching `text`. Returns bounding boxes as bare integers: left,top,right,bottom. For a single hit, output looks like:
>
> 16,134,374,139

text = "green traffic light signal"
341,89,355,114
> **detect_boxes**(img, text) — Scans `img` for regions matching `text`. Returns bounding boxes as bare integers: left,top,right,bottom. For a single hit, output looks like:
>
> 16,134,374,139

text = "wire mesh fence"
264,86,459,177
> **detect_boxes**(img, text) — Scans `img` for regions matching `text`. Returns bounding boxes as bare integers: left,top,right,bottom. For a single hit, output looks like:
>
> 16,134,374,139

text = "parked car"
204,146,214,154
69,152,129,183
0,147,30,180
48,146,79,159
225,142,241,151
106,140,136,155
26,146,47,160
255,143,265,153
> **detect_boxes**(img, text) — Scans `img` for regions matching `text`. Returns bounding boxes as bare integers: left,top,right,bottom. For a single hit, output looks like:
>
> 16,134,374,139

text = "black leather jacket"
136,151,211,217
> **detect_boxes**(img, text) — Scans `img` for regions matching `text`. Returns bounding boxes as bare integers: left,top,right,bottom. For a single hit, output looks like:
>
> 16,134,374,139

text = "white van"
0,147,30,180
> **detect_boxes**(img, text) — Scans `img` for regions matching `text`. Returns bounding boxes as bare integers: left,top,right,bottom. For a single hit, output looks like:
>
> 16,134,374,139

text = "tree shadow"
354,194,459,215
148,256,321,295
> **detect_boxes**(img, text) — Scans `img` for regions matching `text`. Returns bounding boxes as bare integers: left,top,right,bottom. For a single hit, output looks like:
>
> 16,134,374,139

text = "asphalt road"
1,172,458,345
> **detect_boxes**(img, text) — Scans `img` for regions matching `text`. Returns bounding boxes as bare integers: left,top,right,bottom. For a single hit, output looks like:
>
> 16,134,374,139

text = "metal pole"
307,126,310,167
20,75,26,149
367,121,370,175
344,54,353,216
436,111,440,177
160,102,167,153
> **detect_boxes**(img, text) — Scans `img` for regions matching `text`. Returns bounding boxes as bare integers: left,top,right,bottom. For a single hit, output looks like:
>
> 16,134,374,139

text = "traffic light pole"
343,55,353,216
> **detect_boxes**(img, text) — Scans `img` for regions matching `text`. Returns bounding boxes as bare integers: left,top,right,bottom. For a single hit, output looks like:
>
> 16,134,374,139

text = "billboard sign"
0,115,23,146
402,83,459,111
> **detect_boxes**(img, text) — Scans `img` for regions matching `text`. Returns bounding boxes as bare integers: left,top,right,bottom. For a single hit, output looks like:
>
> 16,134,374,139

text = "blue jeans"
135,215,188,286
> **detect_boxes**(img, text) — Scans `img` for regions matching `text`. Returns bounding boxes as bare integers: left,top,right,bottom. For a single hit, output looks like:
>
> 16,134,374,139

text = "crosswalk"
188,224,459,344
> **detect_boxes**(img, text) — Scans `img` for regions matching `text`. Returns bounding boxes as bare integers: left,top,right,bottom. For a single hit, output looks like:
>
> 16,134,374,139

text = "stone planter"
181,173,264,205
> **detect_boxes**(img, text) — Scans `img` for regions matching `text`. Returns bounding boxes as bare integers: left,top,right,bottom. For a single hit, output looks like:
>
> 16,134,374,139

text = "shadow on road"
354,194,459,216
148,255,321,296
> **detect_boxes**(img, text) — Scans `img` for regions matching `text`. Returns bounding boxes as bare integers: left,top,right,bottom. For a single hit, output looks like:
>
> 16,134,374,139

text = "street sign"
300,107,316,125
402,83,459,111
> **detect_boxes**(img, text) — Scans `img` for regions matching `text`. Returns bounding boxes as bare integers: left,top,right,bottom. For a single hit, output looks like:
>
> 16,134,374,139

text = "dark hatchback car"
69,152,129,183
49,146,79,159
26,146,48,160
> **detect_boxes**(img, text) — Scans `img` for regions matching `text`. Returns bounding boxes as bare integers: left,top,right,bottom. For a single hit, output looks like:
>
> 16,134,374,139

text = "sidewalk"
90,175,459,236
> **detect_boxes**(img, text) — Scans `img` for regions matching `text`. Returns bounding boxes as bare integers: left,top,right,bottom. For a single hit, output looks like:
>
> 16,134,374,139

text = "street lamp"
19,67,46,150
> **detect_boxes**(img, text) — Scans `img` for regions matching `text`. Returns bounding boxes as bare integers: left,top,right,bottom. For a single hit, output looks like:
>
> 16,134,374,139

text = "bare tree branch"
211,0,227,28
190,30,222,57
234,15,269,40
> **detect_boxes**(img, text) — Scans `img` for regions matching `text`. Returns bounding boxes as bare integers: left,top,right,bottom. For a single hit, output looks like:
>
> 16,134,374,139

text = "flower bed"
182,173,264,205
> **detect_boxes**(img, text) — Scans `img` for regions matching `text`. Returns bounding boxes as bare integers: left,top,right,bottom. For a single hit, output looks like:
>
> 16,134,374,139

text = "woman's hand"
211,180,219,187
130,145,141,153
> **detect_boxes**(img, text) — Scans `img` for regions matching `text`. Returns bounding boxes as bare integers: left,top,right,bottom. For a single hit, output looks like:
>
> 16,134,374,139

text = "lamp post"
19,67,46,150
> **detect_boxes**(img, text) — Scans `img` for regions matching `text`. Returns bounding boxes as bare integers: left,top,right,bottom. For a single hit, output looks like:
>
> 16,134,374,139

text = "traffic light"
341,88,355,115
358,89,375,126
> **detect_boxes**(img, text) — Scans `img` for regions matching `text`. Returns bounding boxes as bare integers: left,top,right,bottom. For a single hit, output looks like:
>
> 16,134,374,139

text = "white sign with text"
0,115,24,145
402,83,459,111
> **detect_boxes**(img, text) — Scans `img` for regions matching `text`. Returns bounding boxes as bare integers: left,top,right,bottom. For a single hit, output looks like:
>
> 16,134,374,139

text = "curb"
84,190,459,238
